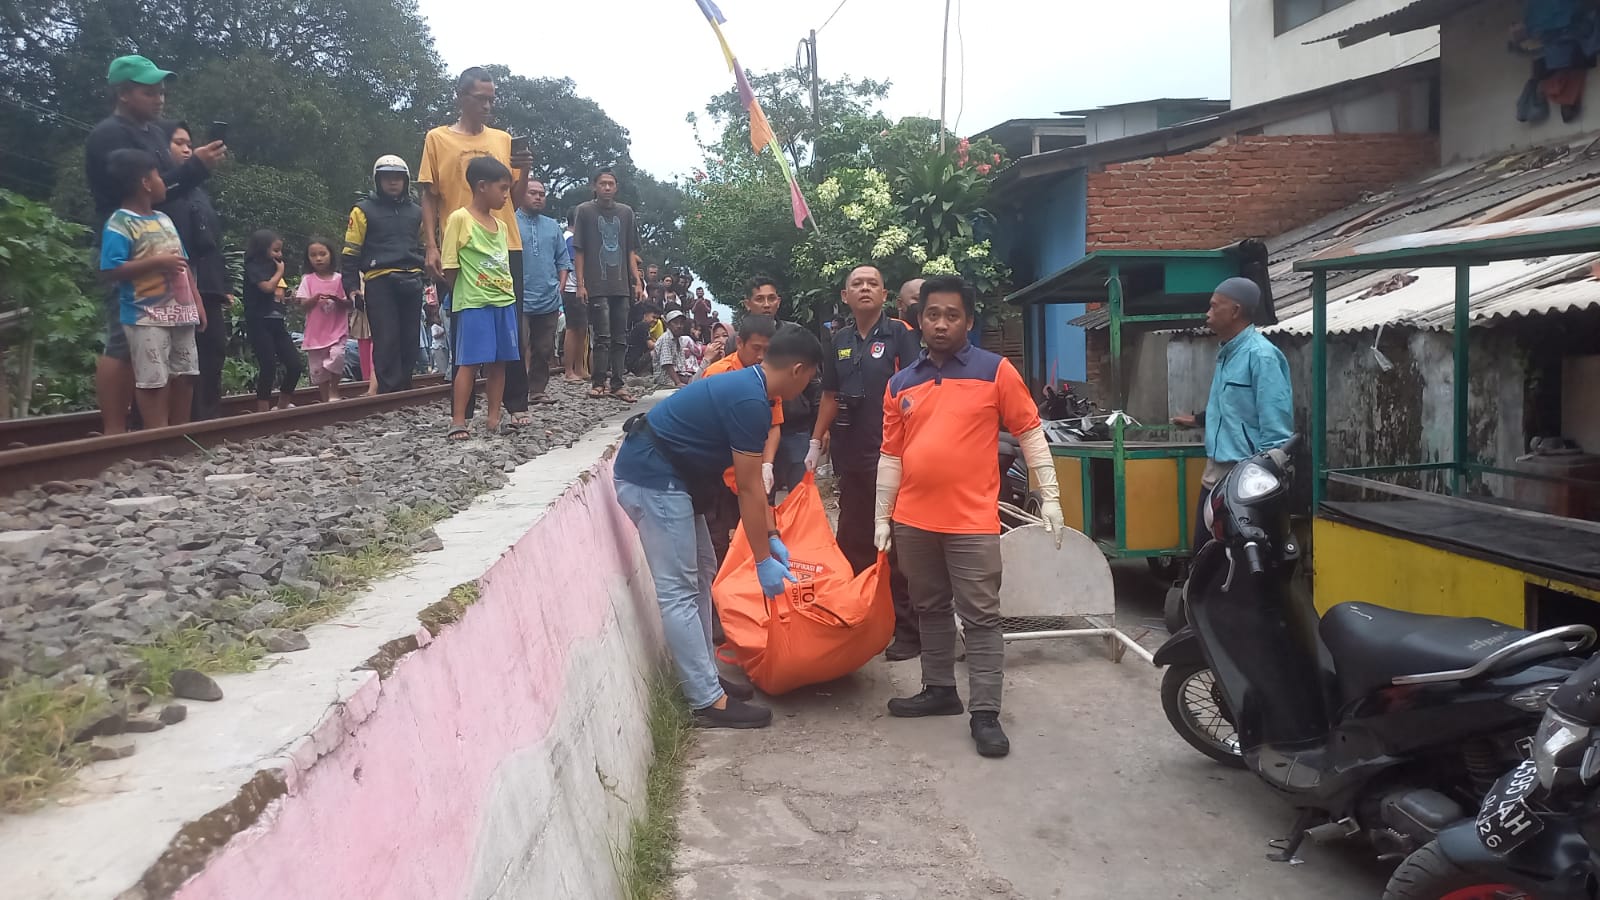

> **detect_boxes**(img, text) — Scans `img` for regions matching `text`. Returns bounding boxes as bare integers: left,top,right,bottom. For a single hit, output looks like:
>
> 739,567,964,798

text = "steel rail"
0,381,462,495
0,376,449,448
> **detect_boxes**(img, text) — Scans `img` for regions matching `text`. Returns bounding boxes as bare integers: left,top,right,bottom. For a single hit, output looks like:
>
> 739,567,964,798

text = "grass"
132,627,267,696
617,672,694,900
1,500,457,812
0,678,111,812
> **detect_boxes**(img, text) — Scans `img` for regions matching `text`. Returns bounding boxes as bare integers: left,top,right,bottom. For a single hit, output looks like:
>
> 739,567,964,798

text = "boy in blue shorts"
99,148,206,429
613,323,824,730
441,156,519,438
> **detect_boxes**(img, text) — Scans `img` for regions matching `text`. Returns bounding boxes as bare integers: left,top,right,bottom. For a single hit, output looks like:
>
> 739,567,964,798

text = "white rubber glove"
761,462,774,495
873,454,903,552
1018,426,1066,548
804,438,823,472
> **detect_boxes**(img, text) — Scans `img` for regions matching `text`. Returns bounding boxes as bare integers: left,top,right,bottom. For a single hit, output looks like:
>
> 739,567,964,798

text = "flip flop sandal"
610,390,636,403
446,424,470,441
511,413,533,427
588,388,607,399
531,395,558,405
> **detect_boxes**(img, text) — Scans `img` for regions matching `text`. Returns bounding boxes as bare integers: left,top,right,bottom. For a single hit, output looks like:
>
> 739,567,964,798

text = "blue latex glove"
756,556,797,599
768,535,790,568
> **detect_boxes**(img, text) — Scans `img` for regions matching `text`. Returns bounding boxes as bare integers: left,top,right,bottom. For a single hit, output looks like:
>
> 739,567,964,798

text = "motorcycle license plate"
1476,758,1544,854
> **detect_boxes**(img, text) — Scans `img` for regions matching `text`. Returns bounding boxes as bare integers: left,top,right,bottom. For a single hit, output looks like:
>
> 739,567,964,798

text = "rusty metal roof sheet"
1267,253,1600,335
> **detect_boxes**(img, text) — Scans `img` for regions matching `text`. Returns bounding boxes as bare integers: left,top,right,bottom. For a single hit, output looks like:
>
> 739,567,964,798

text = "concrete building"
1305,0,1600,161
990,63,1438,389
1230,0,1441,107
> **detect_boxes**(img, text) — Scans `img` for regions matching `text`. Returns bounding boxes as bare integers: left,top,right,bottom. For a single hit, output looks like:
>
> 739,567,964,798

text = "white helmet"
372,155,410,177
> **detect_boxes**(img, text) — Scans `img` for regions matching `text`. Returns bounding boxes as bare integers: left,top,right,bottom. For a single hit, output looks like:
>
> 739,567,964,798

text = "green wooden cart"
1006,249,1245,572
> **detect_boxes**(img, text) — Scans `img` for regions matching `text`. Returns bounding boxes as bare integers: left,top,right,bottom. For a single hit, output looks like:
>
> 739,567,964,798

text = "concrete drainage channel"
0,402,673,899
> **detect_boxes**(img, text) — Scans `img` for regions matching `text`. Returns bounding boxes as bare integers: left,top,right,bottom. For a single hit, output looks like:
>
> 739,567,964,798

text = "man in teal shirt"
515,179,571,405
1172,277,1294,549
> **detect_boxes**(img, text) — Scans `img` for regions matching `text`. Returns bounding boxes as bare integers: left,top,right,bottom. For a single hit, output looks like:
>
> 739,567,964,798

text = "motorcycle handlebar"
1242,542,1265,575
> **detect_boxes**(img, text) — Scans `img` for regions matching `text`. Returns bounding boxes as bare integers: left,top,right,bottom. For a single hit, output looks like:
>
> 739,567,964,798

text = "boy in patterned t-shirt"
98,148,205,429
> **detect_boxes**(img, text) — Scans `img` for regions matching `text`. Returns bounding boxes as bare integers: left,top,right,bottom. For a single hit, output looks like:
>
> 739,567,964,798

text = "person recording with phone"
86,55,227,434
163,121,232,420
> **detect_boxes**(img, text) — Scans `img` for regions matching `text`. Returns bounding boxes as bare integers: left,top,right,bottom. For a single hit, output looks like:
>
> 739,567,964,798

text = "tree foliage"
0,191,98,415
682,70,1011,325
0,0,684,414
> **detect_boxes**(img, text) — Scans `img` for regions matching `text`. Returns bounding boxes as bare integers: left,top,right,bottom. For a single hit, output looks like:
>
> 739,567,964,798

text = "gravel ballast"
0,376,657,691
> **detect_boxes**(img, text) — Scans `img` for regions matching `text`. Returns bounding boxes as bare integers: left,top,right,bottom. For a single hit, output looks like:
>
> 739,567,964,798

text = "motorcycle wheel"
1159,663,1245,768
1163,582,1187,633
1382,841,1539,900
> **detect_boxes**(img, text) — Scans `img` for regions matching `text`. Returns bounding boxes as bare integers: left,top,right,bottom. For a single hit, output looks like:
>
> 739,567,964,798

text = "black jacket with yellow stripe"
341,188,425,295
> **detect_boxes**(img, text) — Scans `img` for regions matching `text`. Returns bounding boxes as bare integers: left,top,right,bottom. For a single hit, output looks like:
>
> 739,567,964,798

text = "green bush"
0,190,99,417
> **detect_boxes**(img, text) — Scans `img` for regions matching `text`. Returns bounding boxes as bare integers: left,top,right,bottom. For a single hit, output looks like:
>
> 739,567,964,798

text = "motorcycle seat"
1319,602,1530,701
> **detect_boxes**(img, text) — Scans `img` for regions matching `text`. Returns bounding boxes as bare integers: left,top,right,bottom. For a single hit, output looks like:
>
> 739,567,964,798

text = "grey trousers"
893,524,1004,713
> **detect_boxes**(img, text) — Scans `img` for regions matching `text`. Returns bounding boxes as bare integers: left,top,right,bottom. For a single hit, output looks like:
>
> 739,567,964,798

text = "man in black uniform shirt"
812,265,921,659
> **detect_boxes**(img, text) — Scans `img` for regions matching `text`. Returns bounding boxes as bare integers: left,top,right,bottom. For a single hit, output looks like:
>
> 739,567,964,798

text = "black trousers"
364,273,424,394
192,293,229,420
836,466,916,643
522,309,559,398
246,317,302,402
451,249,527,418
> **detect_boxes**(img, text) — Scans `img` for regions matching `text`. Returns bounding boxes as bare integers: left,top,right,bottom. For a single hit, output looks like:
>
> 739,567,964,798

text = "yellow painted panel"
1053,458,1085,532
1124,458,1181,550
1313,518,1527,625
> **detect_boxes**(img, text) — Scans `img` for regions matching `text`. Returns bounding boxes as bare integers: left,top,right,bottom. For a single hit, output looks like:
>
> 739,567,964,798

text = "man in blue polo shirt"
613,323,824,729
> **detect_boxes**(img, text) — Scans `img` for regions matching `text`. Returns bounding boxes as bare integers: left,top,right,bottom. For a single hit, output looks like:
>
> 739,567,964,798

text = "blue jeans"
615,479,723,710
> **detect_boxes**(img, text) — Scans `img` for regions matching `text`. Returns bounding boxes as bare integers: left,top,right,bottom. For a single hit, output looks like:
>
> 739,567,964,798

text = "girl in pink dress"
296,237,351,403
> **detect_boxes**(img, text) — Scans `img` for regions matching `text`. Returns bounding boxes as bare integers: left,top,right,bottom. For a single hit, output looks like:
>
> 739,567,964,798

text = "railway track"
0,376,450,449
0,379,461,495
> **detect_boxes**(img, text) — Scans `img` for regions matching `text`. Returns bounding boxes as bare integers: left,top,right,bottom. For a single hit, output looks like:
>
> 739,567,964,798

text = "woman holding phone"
164,120,232,420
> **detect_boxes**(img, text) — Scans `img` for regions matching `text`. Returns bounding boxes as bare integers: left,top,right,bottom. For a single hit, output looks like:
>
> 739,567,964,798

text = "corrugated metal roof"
1303,0,1479,48
1267,253,1600,335
1261,138,1600,330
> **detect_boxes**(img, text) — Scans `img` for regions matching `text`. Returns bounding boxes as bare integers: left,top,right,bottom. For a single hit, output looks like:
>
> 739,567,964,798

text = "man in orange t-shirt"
874,275,1066,759
703,315,781,569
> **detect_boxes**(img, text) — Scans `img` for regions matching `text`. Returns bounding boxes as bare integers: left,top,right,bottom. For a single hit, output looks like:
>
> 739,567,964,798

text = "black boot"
693,698,772,730
970,711,1010,758
887,685,964,718
884,635,921,661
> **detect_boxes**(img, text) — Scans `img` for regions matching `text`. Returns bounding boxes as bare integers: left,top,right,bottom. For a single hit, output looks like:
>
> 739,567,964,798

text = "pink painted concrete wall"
173,461,662,899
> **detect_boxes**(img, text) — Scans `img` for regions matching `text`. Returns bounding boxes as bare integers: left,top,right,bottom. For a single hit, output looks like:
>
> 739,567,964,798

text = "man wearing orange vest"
876,274,1065,758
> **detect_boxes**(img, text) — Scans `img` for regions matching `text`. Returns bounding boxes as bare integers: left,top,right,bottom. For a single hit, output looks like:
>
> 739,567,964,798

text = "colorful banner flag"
693,1,813,230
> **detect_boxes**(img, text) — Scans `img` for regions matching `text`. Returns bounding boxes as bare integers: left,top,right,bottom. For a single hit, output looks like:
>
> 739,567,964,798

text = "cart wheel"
1146,557,1183,583
1025,490,1044,518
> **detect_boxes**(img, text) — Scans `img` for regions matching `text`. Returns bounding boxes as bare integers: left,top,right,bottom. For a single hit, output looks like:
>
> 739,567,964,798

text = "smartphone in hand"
210,121,230,144
510,134,532,158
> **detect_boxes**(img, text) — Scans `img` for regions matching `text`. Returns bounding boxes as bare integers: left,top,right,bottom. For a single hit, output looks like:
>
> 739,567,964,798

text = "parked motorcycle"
1155,435,1596,865
1382,652,1600,899
998,431,1039,515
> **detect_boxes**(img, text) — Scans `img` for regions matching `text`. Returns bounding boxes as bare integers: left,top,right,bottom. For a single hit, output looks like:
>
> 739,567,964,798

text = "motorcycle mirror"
1582,742,1600,784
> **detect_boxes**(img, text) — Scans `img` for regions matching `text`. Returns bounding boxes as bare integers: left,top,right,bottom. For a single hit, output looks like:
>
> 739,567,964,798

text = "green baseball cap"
107,55,175,86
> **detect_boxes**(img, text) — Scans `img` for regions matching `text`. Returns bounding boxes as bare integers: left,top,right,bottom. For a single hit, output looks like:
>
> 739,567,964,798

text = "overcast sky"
420,0,1231,182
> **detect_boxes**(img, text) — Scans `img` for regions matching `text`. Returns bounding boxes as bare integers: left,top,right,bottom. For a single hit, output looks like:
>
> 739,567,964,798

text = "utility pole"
939,0,952,153
796,31,820,126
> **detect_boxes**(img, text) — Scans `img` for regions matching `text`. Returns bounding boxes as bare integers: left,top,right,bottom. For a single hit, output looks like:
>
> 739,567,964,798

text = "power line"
953,0,966,136
816,0,852,34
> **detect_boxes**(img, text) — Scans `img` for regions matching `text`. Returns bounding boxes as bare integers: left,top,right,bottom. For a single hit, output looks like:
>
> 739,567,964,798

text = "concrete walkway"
672,566,1391,899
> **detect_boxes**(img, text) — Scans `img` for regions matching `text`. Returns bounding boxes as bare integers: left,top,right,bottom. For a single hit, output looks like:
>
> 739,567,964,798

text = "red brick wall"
1085,133,1439,250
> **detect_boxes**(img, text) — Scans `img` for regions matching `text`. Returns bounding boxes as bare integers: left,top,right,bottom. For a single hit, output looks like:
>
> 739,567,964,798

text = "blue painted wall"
998,170,1088,384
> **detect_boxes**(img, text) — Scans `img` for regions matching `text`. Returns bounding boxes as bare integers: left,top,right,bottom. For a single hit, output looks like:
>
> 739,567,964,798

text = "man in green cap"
85,55,226,434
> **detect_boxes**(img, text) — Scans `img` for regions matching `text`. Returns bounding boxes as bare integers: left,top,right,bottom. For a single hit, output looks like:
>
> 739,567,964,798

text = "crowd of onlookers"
83,54,738,437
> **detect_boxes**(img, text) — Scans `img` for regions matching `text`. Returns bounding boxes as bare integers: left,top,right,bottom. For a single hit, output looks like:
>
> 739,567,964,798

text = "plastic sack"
712,477,894,695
